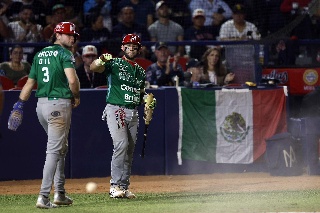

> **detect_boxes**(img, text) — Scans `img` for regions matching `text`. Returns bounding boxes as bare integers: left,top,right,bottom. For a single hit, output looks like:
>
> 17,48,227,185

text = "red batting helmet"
54,22,79,37
122,34,141,46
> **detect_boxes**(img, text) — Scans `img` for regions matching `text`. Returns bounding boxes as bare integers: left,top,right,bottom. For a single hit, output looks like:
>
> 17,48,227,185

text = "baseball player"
90,34,155,199
7,22,80,209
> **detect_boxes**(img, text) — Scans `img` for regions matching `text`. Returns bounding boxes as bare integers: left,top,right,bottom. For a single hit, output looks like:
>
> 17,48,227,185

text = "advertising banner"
262,68,320,95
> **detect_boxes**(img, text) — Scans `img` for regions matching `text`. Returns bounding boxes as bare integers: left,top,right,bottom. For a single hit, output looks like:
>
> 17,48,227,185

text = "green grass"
0,190,320,213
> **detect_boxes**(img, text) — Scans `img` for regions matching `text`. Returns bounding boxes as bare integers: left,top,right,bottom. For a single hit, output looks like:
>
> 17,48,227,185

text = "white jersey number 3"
42,67,50,82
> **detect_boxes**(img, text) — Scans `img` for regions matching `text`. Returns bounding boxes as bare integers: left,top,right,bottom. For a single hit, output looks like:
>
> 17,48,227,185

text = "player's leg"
35,98,58,208
48,99,73,205
106,104,127,198
119,108,139,198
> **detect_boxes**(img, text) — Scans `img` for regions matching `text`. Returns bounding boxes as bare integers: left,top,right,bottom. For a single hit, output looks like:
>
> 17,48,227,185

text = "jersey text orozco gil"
38,50,59,58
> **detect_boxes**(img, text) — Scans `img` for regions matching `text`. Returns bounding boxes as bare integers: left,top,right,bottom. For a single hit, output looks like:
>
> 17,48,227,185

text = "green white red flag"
177,87,287,165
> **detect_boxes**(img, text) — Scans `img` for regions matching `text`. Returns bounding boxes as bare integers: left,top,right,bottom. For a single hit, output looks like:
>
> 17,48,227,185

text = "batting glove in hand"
95,53,113,66
8,100,24,131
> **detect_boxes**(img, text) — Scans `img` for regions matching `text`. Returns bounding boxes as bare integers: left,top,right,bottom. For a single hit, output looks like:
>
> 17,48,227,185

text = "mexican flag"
177,87,287,165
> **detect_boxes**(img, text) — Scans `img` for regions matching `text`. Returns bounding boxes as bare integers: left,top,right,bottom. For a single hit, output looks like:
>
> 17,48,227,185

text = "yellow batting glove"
95,54,113,66
102,53,113,61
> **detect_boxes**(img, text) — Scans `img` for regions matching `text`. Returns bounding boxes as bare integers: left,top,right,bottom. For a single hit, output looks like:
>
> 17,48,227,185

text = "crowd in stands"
0,0,319,89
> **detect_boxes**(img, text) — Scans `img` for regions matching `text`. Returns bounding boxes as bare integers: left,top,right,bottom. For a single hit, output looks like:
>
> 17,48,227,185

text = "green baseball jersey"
29,44,75,99
104,57,146,108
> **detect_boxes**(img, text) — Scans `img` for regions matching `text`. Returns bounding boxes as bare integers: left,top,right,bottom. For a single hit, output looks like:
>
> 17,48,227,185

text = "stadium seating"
135,58,153,70
0,76,15,90
17,75,37,89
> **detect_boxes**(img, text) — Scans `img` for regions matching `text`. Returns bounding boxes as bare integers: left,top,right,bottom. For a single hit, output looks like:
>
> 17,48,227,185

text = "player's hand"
72,97,80,108
100,53,113,62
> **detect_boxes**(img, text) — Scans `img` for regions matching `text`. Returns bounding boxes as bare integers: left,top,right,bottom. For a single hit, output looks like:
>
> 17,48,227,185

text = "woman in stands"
199,47,235,86
0,45,31,85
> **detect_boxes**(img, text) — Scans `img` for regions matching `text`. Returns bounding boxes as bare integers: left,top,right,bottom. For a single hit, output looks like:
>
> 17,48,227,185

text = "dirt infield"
0,173,320,195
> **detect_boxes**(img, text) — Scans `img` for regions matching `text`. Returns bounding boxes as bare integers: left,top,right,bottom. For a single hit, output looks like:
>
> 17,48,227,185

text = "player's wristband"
95,58,105,66
13,99,25,110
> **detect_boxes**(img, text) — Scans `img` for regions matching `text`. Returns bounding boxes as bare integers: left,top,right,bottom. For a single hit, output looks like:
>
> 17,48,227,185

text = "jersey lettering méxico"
104,58,146,107
29,44,75,99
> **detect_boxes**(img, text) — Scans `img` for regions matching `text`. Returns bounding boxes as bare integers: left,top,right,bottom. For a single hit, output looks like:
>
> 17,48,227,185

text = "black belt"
108,103,138,110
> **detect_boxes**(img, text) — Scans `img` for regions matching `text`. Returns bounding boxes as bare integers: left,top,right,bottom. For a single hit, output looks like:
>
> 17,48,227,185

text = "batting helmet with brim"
54,22,79,37
122,34,141,46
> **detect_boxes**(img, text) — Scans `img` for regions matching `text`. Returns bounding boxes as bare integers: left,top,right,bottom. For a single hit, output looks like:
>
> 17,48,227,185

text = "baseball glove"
8,100,24,131
143,93,156,125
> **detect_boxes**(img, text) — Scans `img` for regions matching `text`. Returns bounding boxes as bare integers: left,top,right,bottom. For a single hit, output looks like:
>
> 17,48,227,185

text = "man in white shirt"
7,5,43,62
219,4,260,41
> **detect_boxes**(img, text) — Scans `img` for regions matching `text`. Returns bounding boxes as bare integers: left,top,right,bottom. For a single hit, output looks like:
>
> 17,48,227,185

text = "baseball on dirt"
85,182,97,193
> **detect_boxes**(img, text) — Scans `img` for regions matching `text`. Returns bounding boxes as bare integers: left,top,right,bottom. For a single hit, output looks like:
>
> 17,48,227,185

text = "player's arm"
90,53,113,73
19,78,37,101
65,67,80,108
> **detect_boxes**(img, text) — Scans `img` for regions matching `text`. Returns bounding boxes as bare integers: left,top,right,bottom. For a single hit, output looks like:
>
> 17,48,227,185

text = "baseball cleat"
123,190,136,199
109,186,125,198
53,192,73,205
36,195,58,209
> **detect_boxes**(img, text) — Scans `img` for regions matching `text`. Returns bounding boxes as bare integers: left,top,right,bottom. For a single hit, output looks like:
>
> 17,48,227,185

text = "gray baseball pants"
104,104,139,190
36,98,72,197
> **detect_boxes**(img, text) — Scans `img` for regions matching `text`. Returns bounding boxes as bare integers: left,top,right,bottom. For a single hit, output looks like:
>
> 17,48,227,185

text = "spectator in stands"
117,0,154,28
184,8,219,60
46,1,83,29
219,4,260,41
76,45,106,88
0,45,31,85
146,42,185,87
0,1,11,62
189,0,232,28
157,0,192,29
148,1,184,56
84,0,113,32
111,6,150,58
6,0,47,27
0,1,10,39
199,47,234,86
7,5,43,63
80,12,110,43
183,58,202,87
70,41,83,69
43,4,66,42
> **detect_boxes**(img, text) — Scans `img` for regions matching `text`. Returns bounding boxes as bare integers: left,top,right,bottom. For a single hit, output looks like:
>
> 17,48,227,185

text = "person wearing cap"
7,21,80,208
189,0,232,27
90,34,151,199
219,4,260,41
184,58,202,87
185,8,219,60
76,45,106,88
43,4,67,42
148,1,184,56
146,41,185,87
117,0,154,28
